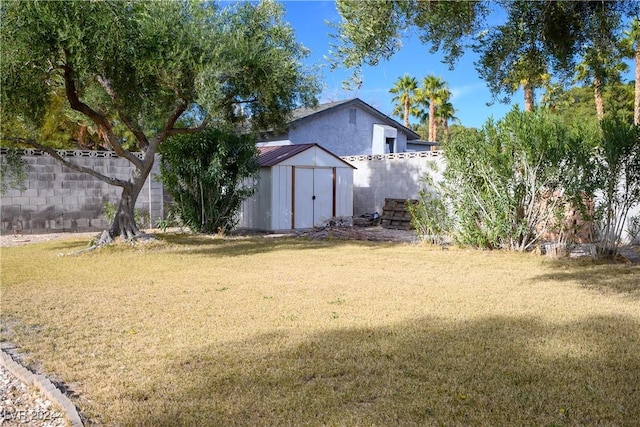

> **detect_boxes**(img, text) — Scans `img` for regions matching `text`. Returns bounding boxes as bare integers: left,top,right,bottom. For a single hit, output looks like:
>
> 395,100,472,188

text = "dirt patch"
0,231,100,248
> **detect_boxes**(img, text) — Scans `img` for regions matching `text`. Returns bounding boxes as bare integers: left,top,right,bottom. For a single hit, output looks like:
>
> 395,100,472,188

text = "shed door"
293,167,334,229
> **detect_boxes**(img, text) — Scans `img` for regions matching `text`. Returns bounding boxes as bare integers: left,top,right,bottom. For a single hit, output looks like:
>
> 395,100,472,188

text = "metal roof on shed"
257,144,354,168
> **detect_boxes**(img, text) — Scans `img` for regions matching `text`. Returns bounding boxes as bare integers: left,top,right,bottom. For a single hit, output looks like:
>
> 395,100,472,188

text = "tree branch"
164,115,211,138
61,60,142,169
96,75,150,151
4,137,130,188
150,100,210,149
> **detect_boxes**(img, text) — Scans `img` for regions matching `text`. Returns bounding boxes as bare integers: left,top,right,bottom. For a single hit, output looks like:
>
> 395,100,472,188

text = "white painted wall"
342,152,445,216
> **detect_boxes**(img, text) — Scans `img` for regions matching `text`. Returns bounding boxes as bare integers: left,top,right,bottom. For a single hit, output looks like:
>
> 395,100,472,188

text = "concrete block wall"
0,149,165,235
341,151,445,216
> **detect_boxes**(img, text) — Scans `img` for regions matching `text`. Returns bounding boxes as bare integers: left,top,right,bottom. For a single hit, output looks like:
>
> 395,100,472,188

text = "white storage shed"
239,144,355,232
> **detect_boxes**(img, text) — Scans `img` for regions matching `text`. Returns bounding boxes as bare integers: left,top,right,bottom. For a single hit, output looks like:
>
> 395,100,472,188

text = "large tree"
475,1,552,110
574,1,629,121
1,0,319,241
436,99,458,141
389,74,419,127
575,57,628,121
418,75,446,142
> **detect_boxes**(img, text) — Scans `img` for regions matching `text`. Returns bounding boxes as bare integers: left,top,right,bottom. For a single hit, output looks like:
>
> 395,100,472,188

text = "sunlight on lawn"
1,235,638,425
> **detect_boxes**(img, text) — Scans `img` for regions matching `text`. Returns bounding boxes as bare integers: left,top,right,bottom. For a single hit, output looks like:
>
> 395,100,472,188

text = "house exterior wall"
0,149,164,234
287,105,409,157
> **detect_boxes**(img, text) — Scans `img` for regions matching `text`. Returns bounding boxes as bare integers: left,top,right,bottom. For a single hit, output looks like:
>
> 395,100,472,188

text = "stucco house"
258,98,422,157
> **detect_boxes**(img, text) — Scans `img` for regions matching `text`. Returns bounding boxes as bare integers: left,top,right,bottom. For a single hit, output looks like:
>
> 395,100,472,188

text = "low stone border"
0,349,83,427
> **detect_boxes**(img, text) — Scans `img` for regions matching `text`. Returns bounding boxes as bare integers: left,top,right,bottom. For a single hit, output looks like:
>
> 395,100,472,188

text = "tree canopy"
1,0,319,240
332,0,640,112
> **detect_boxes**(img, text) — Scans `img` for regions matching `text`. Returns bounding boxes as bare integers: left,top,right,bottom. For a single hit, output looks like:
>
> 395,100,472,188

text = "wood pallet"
380,198,418,230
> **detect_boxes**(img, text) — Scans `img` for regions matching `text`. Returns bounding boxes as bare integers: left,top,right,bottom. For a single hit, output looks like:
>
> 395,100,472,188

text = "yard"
1,234,639,425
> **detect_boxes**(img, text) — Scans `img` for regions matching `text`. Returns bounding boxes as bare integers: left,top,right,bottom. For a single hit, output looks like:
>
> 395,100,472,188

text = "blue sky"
282,1,517,129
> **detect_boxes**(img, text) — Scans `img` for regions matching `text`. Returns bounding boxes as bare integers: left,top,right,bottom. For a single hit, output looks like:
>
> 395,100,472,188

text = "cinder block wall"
0,149,165,234
341,151,445,216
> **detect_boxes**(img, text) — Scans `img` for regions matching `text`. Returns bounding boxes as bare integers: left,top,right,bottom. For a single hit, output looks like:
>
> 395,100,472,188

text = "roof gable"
289,98,421,140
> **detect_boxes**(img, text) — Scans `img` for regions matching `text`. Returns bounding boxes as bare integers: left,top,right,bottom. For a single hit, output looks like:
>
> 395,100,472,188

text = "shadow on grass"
536,261,640,298
157,234,403,258
4,232,411,258
117,315,640,426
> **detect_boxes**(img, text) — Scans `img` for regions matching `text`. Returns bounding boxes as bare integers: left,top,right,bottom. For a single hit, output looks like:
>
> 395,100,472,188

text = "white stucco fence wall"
342,151,445,217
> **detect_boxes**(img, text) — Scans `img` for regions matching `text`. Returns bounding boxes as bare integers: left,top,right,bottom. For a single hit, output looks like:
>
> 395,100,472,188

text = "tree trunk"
110,185,141,240
524,83,535,112
594,77,604,121
433,107,440,140
428,99,436,142
634,46,640,125
443,118,449,141
107,157,154,241
403,98,410,127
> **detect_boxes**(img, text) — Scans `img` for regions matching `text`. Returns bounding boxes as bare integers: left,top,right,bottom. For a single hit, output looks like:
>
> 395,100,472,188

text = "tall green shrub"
407,161,450,244
593,118,640,255
442,109,594,251
159,129,258,234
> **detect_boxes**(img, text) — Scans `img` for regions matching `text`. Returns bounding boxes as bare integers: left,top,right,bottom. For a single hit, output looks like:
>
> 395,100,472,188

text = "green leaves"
1,0,319,148
159,128,259,234
442,109,595,251
593,118,640,254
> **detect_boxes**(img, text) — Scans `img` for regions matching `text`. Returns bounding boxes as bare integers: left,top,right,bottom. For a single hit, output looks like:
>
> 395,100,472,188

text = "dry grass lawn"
1,234,639,426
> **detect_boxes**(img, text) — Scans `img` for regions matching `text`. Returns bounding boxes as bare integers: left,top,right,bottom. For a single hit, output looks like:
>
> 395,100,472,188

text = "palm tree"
622,17,640,125
435,99,458,141
575,53,628,121
432,86,452,140
508,55,550,113
419,75,445,142
389,74,418,127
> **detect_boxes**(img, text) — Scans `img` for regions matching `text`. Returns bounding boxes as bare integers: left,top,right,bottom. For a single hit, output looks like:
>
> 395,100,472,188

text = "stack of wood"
380,198,418,230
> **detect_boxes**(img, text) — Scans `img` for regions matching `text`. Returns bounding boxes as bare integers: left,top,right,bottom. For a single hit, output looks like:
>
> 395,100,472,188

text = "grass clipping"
1,235,639,425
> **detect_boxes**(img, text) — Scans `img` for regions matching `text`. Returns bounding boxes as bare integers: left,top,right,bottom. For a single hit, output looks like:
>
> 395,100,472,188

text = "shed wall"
336,168,354,217
270,165,294,231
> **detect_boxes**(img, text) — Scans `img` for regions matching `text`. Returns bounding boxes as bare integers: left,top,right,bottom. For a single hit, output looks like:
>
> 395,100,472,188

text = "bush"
0,148,28,195
159,128,258,234
592,118,640,255
408,161,450,244
441,109,595,251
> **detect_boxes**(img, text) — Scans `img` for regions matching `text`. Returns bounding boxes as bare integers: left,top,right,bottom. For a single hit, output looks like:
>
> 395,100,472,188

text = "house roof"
289,98,421,140
257,143,355,168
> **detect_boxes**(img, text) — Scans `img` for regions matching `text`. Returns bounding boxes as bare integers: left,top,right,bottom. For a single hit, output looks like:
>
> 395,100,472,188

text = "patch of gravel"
0,364,67,427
